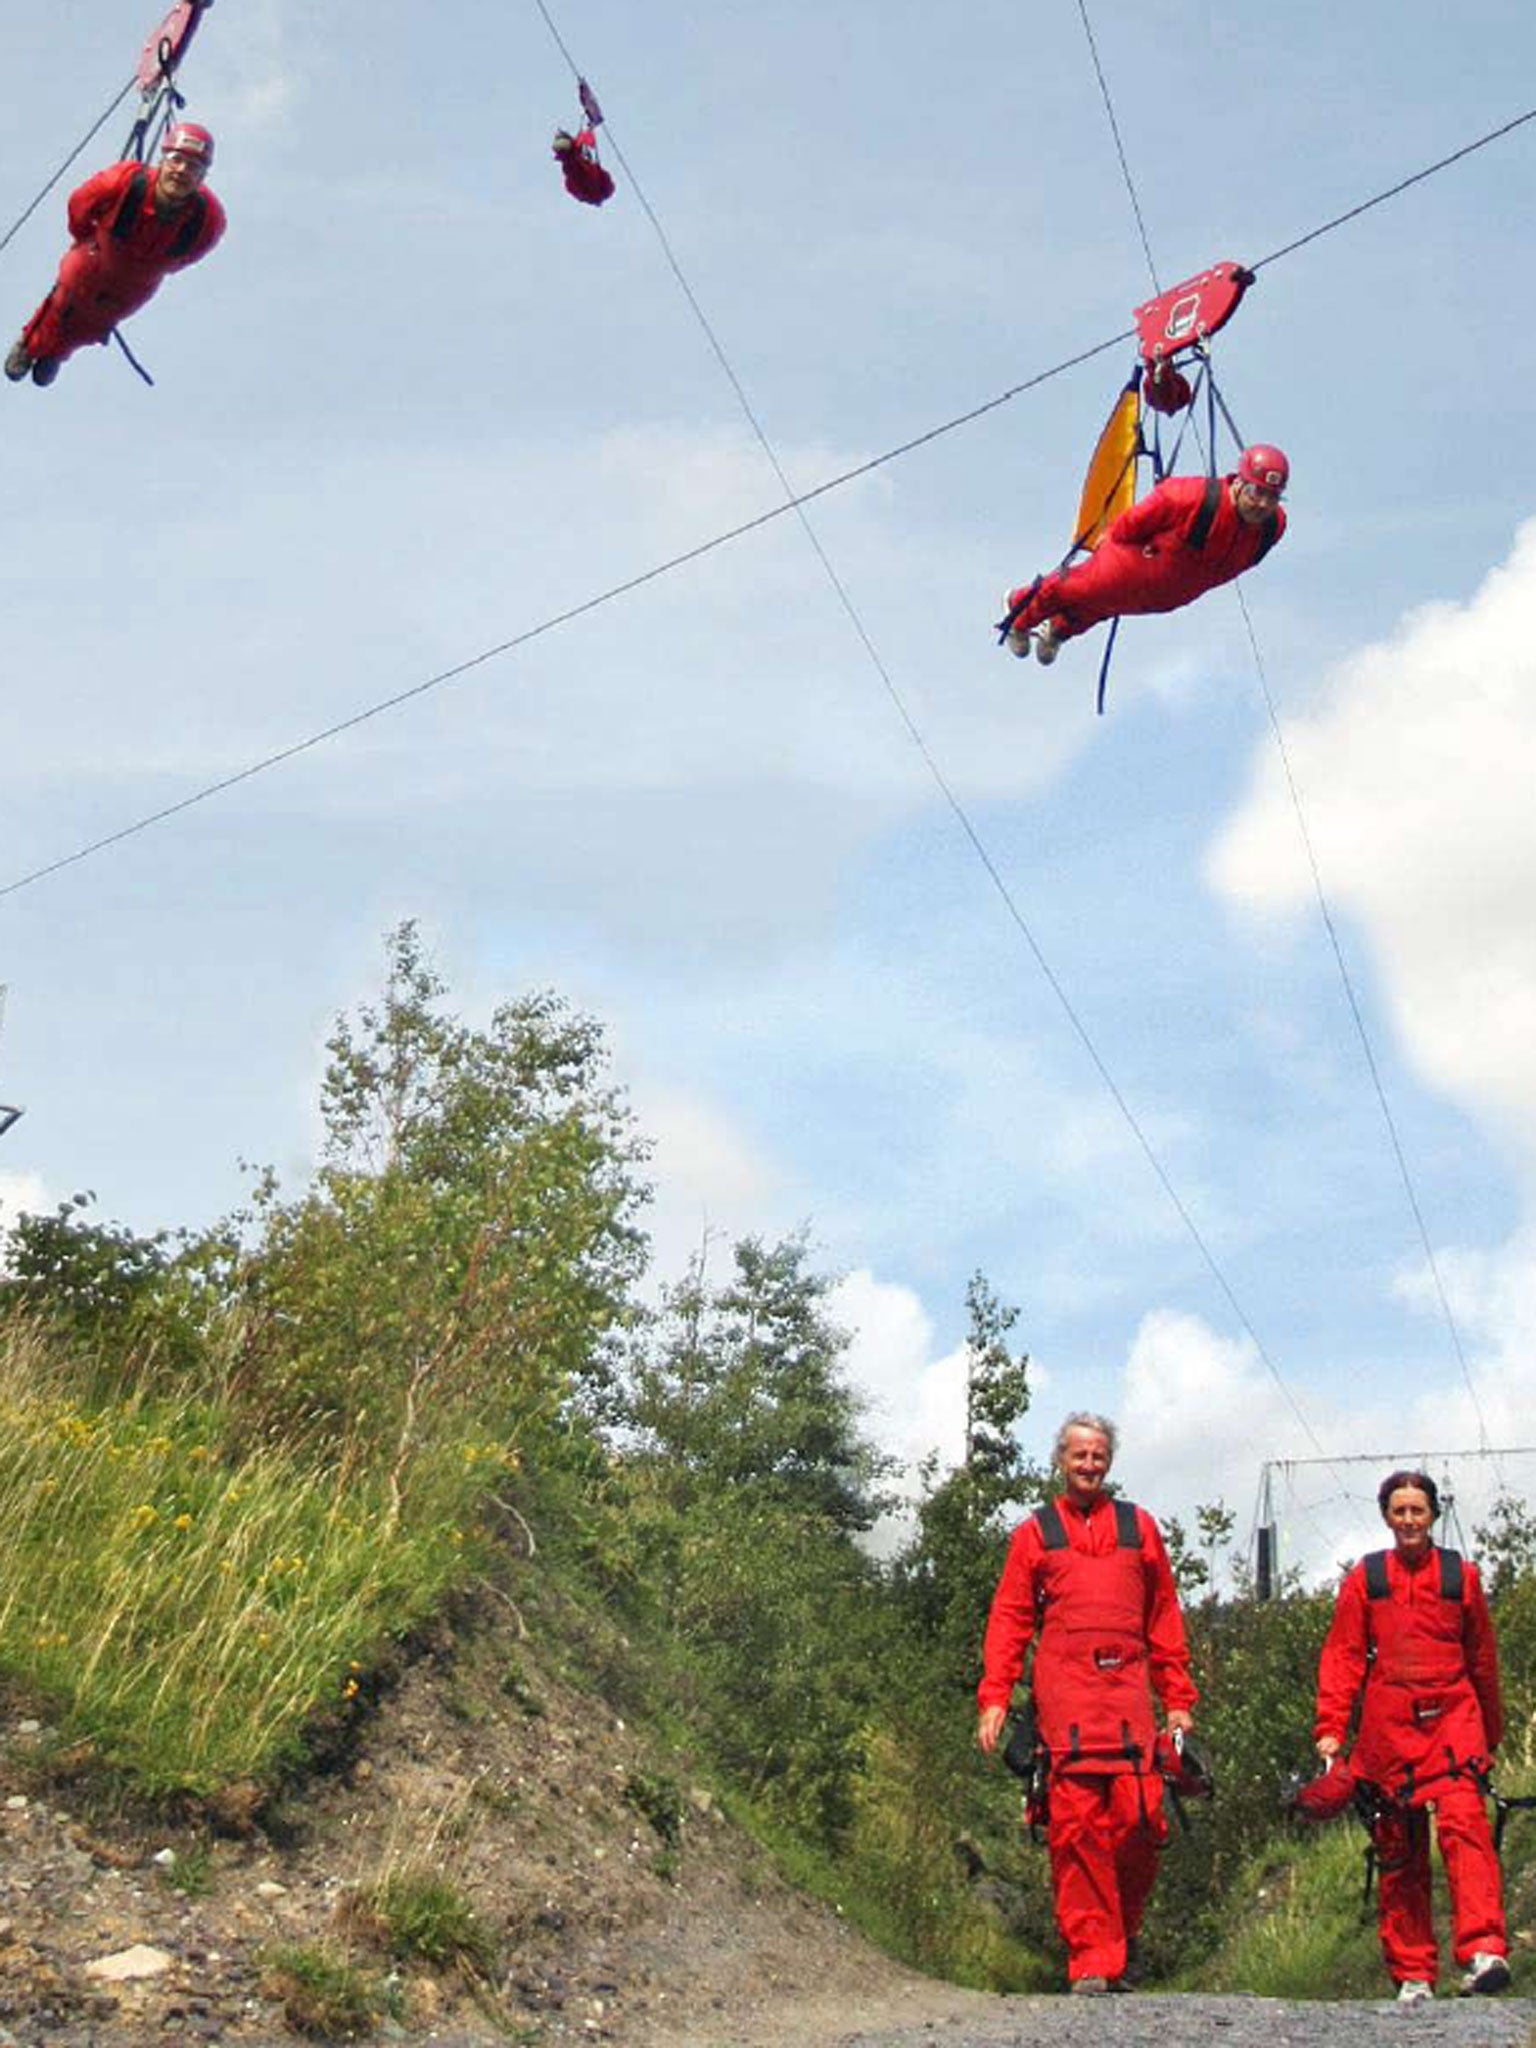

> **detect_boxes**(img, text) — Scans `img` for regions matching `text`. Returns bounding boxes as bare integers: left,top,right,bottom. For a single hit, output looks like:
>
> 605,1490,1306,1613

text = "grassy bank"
0,1322,496,1794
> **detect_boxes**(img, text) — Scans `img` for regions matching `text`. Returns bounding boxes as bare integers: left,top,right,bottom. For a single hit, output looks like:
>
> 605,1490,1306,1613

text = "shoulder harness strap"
1033,1503,1068,1550
169,190,208,261
1438,1549,1465,1601
110,167,151,243
111,171,207,261
1113,1499,1141,1548
1252,511,1281,564
1364,1551,1391,1599
1185,474,1222,551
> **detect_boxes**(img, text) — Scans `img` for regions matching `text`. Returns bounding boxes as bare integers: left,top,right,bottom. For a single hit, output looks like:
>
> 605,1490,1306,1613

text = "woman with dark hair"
1314,1470,1510,2002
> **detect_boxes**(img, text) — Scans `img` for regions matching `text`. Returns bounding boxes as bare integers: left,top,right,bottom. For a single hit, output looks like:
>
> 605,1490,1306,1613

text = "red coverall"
21,160,226,366
1006,473,1285,642
979,1494,1197,1984
1315,1545,1506,1989
555,130,615,207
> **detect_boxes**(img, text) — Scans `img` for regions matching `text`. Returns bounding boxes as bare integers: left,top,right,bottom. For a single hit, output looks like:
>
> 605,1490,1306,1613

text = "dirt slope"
0,1611,985,2046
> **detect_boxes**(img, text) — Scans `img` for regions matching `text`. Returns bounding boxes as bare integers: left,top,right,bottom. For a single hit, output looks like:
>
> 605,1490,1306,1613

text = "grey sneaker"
4,340,31,382
30,356,59,387
1034,621,1062,666
1460,1953,1510,1996
1070,1977,1110,1996
1397,1979,1433,2003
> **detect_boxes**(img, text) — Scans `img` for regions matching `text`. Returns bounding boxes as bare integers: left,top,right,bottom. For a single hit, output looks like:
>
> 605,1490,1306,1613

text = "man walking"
978,1411,1197,1993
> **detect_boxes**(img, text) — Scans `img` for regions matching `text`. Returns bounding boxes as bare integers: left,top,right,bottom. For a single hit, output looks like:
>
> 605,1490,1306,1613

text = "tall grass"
0,1321,499,1794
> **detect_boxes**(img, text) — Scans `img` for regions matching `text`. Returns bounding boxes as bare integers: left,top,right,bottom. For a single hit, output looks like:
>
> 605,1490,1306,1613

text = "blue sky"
2,0,1535,1578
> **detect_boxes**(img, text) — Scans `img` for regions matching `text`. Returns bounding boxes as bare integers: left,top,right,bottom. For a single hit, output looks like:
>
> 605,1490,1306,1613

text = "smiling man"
5,122,226,389
1315,1469,1510,2003
977,1411,1197,1994
999,445,1288,666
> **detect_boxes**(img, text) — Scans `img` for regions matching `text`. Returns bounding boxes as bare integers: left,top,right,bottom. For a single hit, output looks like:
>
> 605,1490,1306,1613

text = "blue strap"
1096,614,1121,716
111,326,155,387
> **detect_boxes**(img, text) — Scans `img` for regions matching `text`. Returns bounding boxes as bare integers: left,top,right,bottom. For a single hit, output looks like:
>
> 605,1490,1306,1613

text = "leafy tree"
1473,1490,1536,1600
0,1193,212,1385
618,1233,897,1841
895,1274,1047,1683
626,1233,891,1533
229,923,650,1459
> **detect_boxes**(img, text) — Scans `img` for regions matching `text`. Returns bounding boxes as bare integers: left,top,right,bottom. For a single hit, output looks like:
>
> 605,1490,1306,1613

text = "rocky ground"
0,1615,982,2046
2,1619,1531,2048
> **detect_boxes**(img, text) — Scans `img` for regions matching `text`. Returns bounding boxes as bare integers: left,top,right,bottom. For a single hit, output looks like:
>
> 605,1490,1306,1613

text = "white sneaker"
1001,594,1032,659
1396,1980,1433,2003
1034,622,1062,666
1460,1952,1511,1996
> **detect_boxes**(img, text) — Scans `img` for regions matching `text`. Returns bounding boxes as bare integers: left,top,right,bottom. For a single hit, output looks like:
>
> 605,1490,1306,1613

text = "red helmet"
1285,1756,1356,1822
164,121,215,166
1238,443,1289,494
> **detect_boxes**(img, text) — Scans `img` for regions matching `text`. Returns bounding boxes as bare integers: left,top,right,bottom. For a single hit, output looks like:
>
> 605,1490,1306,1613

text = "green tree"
230,923,650,1459
895,1274,1046,1683
1473,1490,1536,1600
626,1233,890,1532
620,1233,895,1841
0,1193,214,1386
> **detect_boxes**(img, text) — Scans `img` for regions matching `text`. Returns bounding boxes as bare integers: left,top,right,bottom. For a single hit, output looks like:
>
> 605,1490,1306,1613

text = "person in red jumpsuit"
4,122,225,390
552,127,615,207
978,1412,1197,1994
1314,1469,1510,2004
1002,444,1289,665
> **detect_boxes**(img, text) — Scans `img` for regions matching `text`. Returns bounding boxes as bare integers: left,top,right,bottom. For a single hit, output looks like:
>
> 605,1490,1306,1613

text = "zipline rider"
5,122,225,389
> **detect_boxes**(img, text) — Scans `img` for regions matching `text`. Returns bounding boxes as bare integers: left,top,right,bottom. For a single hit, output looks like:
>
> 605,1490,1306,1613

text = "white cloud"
832,1268,963,1469
628,1081,784,1288
1209,517,1536,1164
0,1170,51,1278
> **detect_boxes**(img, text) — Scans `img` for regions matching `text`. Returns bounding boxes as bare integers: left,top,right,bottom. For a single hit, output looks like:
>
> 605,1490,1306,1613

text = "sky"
1,0,1535,1584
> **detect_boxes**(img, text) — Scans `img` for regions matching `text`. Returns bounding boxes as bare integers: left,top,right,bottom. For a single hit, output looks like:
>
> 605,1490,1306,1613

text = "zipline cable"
1232,585,1498,1462
0,323,1134,903
1073,0,1159,294
1062,2,1344,1498
1069,0,1501,1466
1250,104,1536,272
0,76,138,260
2,102,1531,895
527,0,1347,1466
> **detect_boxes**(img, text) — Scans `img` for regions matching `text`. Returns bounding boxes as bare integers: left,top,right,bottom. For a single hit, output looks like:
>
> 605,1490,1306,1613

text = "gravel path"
839,1993,1536,2048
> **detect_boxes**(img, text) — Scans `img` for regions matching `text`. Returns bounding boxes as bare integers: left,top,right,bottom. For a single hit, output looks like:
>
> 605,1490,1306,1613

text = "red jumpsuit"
1006,473,1285,642
554,129,615,207
1315,1545,1506,1989
21,160,226,366
980,1494,1197,1984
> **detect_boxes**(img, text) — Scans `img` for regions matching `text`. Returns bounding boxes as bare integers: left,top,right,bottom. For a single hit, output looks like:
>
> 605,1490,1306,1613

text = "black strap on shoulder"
1252,510,1281,565
1034,1503,1068,1551
1113,1499,1141,1549
1364,1547,1464,1600
168,189,207,261
1185,474,1222,551
109,169,206,261
110,166,151,243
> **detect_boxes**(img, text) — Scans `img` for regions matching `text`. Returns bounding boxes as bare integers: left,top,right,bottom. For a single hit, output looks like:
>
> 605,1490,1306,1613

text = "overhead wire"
1067,0,1503,1469
492,0,1349,1464
0,322,1134,903
0,76,139,260
1231,586,1498,1461
1072,0,1159,294
2,101,1528,903
0,76,1531,1465
1,81,1531,1447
